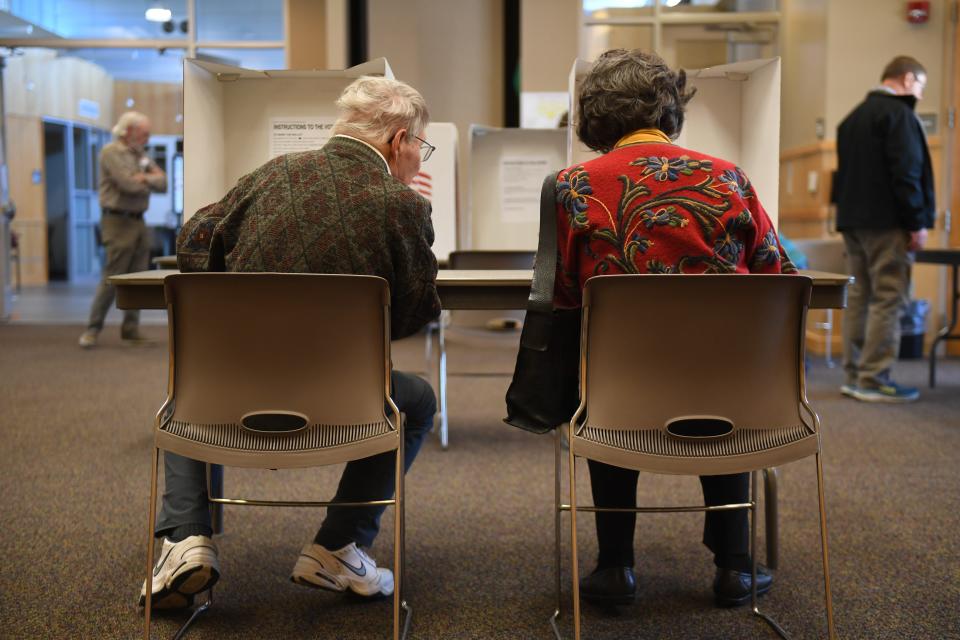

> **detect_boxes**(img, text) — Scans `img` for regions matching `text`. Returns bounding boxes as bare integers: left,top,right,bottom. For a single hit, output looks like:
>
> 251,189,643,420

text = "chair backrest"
580,274,812,432
163,273,391,430
448,250,535,329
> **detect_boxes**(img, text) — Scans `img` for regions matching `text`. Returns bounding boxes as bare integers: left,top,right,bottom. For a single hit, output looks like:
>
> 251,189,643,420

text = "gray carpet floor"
1,324,958,639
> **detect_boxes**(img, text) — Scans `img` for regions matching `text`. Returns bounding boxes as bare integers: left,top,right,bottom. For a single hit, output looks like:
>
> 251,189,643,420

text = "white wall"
368,0,504,229
780,0,828,149
824,0,946,139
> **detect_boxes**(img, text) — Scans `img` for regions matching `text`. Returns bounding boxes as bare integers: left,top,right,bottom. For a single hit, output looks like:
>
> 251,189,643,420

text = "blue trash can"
898,299,929,359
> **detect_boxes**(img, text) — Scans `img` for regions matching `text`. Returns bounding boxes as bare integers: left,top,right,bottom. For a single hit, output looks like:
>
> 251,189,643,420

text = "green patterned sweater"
177,136,441,339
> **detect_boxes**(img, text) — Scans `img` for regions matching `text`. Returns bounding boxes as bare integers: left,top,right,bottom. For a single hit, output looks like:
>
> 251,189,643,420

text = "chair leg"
394,431,404,640
750,472,790,639
816,452,838,639
437,320,449,450
145,448,160,640
568,440,581,640
824,309,834,367
763,468,779,570
549,429,563,639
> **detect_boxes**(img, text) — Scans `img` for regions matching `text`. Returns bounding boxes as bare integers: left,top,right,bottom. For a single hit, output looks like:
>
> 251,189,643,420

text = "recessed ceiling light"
145,7,172,22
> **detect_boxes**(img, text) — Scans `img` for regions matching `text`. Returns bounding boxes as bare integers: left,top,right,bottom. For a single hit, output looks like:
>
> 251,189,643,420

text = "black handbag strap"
520,172,560,351
529,172,560,314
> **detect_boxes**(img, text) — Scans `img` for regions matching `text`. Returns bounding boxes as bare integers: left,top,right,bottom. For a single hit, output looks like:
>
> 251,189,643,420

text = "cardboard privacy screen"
182,57,457,259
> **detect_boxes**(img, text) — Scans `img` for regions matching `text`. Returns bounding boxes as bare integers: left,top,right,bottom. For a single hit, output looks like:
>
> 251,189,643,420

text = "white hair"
332,76,429,145
112,111,149,138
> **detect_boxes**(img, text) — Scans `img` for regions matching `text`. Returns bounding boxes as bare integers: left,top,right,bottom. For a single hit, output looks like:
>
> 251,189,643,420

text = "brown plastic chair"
144,273,410,640
553,274,835,640
427,250,535,448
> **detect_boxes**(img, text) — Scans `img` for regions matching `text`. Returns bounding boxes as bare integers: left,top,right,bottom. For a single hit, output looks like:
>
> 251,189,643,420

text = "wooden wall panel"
113,81,183,136
6,114,47,286
3,50,113,129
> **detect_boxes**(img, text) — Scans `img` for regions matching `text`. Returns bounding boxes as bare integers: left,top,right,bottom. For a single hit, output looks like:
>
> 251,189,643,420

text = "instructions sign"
499,156,552,222
270,118,336,158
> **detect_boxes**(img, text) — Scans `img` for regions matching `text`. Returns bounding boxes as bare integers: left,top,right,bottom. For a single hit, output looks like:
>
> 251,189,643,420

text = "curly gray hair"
332,76,429,145
577,49,695,153
112,111,149,138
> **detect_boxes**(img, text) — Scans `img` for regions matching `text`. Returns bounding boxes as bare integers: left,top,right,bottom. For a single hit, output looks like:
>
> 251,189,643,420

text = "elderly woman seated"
552,49,797,608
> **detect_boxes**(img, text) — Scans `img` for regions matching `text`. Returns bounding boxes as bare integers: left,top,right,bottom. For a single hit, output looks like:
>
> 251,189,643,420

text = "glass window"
66,48,186,84
197,48,285,71
582,25,654,61
196,0,283,41
72,126,89,190
7,0,189,39
583,0,654,19
660,23,776,68
661,0,778,13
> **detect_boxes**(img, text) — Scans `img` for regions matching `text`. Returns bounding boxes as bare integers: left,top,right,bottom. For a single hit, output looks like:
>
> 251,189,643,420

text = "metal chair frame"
549,274,836,640
791,238,848,368
426,250,535,449
143,273,411,640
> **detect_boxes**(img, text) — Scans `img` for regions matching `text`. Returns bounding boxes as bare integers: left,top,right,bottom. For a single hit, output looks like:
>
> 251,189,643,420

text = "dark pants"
588,460,751,572
156,371,436,549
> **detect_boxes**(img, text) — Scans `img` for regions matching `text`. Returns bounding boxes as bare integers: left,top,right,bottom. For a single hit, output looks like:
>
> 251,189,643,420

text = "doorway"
43,121,68,281
42,118,107,282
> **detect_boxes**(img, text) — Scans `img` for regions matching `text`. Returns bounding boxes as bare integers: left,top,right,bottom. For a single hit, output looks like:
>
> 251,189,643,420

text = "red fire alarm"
907,1,930,23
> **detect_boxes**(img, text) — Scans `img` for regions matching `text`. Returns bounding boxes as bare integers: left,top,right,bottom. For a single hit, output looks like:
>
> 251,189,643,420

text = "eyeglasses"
413,134,436,162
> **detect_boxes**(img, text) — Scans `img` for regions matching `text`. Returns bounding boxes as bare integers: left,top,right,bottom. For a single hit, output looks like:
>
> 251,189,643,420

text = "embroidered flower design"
646,259,677,274
717,170,742,196
557,167,592,227
713,211,752,265
639,206,688,229
632,156,714,182
753,230,782,267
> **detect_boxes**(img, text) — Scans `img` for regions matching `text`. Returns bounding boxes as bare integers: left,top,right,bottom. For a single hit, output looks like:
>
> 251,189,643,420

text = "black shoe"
713,565,774,608
579,566,636,606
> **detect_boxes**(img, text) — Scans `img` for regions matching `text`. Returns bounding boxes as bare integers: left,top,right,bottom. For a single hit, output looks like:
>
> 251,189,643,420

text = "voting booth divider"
181,56,782,258
465,125,568,251
182,57,459,260
567,57,782,227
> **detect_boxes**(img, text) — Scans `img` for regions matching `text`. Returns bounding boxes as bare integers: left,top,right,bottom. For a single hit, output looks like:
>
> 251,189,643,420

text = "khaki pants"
86,213,151,335
841,228,912,388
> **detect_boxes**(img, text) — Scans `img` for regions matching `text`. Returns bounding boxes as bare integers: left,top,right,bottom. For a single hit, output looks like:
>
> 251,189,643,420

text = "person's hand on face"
126,123,151,153
906,72,926,101
387,129,422,186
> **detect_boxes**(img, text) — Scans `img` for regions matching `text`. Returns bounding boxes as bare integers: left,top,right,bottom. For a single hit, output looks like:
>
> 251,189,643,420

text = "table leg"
928,264,960,388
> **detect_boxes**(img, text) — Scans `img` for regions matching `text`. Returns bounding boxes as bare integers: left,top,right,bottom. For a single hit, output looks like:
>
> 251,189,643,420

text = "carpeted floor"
0,324,958,639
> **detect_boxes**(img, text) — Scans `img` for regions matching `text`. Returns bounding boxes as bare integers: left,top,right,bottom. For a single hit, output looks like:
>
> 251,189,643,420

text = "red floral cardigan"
553,130,796,308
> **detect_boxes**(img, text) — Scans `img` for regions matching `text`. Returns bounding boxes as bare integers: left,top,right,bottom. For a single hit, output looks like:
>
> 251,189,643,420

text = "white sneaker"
138,536,220,609
78,330,97,349
291,541,394,598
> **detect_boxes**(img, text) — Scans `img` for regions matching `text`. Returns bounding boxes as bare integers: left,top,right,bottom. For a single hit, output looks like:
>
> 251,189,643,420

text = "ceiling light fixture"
145,6,172,22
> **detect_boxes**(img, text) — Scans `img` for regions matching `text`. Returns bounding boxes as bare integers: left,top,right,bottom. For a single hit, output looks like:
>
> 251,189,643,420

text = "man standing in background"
835,55,935,403
78,111,166,348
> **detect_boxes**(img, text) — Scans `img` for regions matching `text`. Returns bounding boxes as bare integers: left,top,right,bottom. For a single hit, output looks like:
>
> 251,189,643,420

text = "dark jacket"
176,136,441,339
834,91,935,232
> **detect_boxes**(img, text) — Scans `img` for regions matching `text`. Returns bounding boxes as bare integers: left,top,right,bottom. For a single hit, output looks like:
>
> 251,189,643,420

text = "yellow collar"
614,129,672,148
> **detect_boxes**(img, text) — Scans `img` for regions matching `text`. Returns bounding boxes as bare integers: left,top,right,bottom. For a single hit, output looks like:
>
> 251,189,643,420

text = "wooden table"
915,249,960,387
112,269,851,311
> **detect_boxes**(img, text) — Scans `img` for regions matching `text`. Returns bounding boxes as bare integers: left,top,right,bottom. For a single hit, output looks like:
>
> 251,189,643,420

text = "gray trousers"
841,228,912,388
86,212,150,336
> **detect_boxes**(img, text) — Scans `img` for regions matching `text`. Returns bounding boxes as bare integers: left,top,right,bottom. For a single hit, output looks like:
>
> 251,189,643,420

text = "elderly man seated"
141,76,441,609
